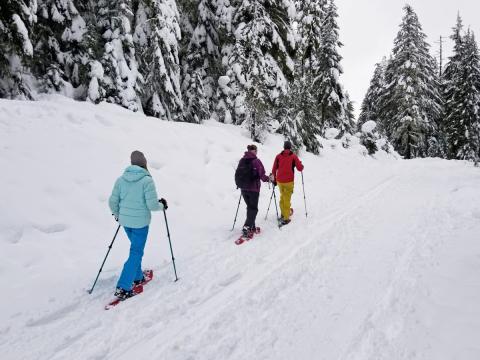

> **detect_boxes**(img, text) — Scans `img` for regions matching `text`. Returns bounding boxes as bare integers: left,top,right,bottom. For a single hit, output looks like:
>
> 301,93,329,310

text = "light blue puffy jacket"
109,165,163,228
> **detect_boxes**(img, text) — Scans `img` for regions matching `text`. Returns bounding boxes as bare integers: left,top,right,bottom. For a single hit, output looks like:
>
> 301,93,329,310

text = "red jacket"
272,150,304,183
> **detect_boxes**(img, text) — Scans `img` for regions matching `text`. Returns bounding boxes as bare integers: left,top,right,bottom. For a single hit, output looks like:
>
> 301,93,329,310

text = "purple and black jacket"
241,151,269,192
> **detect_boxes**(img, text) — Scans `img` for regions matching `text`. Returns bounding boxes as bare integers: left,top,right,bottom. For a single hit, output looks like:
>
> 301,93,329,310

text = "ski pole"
231,192,242,231
163,209,179,282
272,185,280,227
88,224,121,294
301,172,308,218
265,186,275,220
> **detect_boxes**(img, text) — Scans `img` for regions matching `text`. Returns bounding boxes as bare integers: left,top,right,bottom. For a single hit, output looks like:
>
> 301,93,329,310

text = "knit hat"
131,150,147,169
247,144,257,151
283,141,292,150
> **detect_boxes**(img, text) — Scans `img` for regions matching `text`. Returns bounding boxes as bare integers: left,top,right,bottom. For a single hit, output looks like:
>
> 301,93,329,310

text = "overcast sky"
335,0,480,118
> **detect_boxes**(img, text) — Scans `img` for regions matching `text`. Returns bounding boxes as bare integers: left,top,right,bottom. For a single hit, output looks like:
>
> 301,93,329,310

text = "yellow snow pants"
278,181,294,220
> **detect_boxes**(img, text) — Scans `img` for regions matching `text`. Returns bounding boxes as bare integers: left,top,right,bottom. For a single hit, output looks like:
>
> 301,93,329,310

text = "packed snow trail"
1,97,479,360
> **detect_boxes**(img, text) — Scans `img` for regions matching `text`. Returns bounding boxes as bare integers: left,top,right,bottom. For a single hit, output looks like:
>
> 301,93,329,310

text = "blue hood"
122,165,150,183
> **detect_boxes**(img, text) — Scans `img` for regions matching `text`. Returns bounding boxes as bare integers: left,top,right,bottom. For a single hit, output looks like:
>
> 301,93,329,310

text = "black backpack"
235,157,257,189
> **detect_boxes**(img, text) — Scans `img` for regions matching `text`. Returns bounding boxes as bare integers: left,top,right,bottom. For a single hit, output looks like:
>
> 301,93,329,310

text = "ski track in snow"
3,173,400,360
1,97,480,360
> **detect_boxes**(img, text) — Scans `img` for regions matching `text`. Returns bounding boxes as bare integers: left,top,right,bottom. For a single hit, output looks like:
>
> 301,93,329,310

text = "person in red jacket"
270,141,304,225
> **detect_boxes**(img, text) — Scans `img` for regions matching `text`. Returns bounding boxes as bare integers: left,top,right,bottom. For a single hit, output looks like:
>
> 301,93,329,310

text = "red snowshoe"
105,270,154,310
235,226,261,245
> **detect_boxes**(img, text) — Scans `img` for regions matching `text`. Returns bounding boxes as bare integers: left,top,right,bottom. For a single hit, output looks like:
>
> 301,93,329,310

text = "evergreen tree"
94,0,140,111
183,70,210,123
444,29,480,161
358,59,386,133
220,0,296,128
359,121,379,155
284,0,324,153
442,15,464,158
313,0,354,136
176,0,197,41
212,0,239,124
216,74,234,123
134,0,183,120
296,0,324,77
277,75,321,154
380,5,442,159
33,0,87,93
344,91,355,131
79,1,106,103
0,0,37,99
181,0,220,123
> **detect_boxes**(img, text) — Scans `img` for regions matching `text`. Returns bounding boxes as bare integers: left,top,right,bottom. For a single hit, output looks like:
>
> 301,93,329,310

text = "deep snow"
0,96,479,360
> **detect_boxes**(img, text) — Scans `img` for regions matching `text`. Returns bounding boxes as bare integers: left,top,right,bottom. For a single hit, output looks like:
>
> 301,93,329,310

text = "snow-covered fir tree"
439,15,464,158
359,120,379,155
79,1,116,104
379,5,442,159
216,74,234,123
176,0,197,40
0,0,37,99
33,0,87,94
278,0,324,153
313,0,354,137
0,0,356,148
444,27,480,161
277,75,322,154
93,0,140,111
183,70,210,123
134,0,183,120
214,0,240,124
296,0,324,77
358,59,387,133
219,0,296,128
344,92,355,130
181,0,220,123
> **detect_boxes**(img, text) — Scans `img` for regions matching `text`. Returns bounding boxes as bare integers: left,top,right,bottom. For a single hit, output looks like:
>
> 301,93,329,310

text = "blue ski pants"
117,225,149,291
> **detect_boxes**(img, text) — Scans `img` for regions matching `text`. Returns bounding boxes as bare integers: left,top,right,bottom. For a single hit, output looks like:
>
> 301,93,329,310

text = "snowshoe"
235,227,250,245
278,208,294,227
235,226,259,245
133,269,154,286
105,270,153,310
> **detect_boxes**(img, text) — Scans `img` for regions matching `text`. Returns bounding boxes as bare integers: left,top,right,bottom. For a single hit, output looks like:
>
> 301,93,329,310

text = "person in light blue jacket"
109,150,168,299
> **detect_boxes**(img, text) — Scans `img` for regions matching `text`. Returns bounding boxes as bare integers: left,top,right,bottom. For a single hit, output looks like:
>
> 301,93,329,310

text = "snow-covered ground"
1,96,479,360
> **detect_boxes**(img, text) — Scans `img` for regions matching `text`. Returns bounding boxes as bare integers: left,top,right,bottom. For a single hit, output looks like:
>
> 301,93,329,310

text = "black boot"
114,287,134,300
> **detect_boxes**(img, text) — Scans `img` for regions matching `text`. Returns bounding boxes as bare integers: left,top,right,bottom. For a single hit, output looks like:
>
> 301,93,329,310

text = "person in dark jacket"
237,144,270,239
271,141,304,225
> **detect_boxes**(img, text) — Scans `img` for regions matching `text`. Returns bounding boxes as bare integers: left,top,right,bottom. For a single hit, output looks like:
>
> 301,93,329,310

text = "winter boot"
114,287,134,300
133,277,146,286
251,226,261,235
242,226,250,239
133,270,154,286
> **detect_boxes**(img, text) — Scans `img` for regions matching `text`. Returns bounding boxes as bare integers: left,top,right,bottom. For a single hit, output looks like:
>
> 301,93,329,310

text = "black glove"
159,198,168,210
112,214,118,222
269,174,276,186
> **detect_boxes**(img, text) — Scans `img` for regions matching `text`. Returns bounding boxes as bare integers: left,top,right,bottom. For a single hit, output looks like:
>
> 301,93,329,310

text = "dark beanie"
284,140,292,150
131,150,147,169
